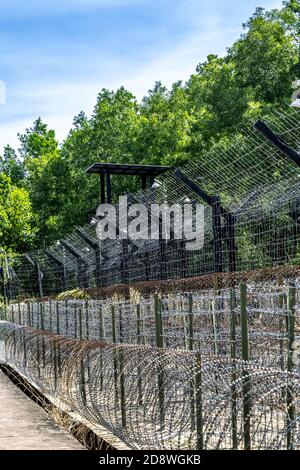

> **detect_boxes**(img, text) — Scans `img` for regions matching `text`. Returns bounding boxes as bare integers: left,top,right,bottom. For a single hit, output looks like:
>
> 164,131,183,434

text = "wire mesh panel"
2,109,300,450
2,109,300,298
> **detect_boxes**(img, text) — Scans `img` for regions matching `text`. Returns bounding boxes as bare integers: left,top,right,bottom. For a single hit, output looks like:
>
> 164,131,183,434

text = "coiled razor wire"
0,321,299,450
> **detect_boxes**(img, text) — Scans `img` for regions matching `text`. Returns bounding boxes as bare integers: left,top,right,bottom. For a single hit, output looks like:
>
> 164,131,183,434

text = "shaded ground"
0,370,83,450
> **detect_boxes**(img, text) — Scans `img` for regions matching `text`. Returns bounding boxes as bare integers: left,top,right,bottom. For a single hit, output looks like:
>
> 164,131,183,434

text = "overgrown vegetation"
0,1,299,252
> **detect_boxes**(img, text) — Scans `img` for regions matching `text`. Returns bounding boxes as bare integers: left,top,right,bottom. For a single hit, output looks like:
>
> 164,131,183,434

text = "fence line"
0,321,299,450
5,281,297,368
2,109,300,299
1,109,300,449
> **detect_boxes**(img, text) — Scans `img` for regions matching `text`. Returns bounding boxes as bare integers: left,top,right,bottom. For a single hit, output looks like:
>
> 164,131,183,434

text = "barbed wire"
2,109,300,299
1,108,300,450
6,281,299,366
0,321,299,450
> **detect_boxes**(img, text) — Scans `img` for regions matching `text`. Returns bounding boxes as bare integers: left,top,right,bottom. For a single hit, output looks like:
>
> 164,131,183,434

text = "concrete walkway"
0,370,83,450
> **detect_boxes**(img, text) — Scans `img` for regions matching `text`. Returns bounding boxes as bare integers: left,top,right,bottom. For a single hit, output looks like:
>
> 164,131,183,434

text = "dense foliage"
0,1,299,251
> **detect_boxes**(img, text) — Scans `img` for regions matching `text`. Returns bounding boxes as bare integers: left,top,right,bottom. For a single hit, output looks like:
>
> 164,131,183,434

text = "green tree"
0,173,34,252
1,0,299,252
19,117,58,161
186,55,249,155
229,4,298,104
0,145,25,185
61,87,140,213
137,81,192,166
18,119,63,245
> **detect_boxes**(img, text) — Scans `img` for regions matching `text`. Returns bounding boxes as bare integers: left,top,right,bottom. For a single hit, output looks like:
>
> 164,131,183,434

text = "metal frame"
87,162,171,204
173,169,236,273
254,120,300,167
60,241,89,288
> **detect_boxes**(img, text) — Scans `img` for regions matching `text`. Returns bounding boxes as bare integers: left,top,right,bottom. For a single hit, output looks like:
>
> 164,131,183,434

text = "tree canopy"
0,0,299,252
0,174,34,252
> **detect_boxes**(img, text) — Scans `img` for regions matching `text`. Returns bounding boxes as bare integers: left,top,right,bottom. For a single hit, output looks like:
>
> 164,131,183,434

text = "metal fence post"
136,303,143,405
56,302,62,379
65,300,69,337
40,302,45,367
27,303,31,327
212,196,223,273
188,293,194,351
154,294,164,425
111,304,118,402
56,301,60,335
195,351,203,450
98,303,103,341
230,288,238,449
278,278,285,375
154,294,163,349
79,306,87,405
18,303,22,325
240,283,251,450
119,304,126,428
287,282,296,450
188,293,195,429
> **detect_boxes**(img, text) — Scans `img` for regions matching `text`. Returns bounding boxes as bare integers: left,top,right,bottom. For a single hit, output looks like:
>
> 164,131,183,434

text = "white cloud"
0,14,240,151
0,0,290,153
122,18,239,98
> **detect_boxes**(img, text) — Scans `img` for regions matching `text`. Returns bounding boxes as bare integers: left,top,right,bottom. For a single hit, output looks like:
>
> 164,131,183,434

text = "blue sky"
0,0,282,152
